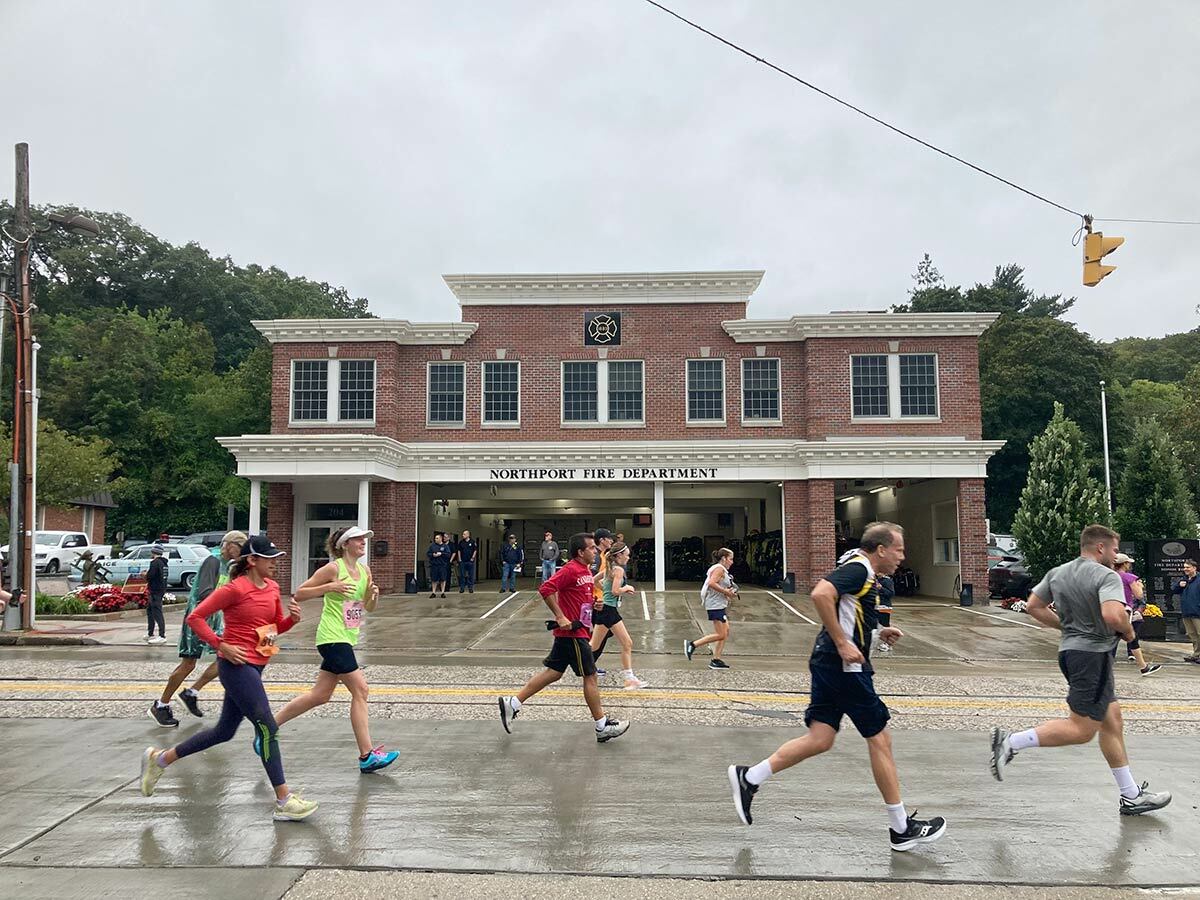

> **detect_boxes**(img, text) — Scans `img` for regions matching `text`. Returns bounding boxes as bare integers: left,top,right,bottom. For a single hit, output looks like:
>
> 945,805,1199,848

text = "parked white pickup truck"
0,531,113,574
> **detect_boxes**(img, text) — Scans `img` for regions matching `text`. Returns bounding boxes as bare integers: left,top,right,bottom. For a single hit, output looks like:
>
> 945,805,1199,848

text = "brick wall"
270,303,814,441
266,483,294,594
370,481,417,594
41,506,82,532
805,337,982,439
783,479,836,593
957,478,988,604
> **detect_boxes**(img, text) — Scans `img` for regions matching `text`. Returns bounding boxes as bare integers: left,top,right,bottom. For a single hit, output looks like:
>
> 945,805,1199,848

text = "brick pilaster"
266,482,294,594
957,478,988,605
370,481,417,594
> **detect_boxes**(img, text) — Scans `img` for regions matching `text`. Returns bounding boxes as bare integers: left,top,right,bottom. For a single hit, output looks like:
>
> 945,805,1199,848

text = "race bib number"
343,600,365,630
579,602,593,630
255,623,280,657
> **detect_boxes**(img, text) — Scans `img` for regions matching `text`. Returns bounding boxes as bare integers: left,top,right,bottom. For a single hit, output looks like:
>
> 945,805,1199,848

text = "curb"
0,633,101,646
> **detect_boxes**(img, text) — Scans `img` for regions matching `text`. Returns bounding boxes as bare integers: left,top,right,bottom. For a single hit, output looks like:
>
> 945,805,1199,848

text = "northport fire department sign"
489,466,720,481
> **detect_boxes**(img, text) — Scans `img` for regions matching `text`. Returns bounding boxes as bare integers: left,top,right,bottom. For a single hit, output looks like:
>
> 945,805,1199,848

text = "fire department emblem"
585,312,622,346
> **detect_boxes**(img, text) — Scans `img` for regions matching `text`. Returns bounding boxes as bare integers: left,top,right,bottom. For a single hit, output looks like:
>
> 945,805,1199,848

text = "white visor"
336,526,374,548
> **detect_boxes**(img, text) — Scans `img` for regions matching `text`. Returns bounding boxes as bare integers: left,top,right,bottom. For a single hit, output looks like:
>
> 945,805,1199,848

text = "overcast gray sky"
4,1,1198,341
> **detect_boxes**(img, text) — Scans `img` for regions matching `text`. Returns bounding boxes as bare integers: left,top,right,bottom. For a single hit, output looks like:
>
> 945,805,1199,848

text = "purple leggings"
174,660,285,786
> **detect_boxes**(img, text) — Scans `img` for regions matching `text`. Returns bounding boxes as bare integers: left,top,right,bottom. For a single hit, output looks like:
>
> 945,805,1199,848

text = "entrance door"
307,521,356,577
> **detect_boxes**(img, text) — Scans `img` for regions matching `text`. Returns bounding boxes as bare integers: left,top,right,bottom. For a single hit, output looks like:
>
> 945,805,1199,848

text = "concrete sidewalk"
1,718,1195,890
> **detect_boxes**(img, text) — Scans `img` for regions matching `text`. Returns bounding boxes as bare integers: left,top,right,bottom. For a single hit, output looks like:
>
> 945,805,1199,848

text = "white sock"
595,716,607,731
886,801,908,833
155,700,169,709
155,751,169,768
276,793,291,806
623,670,634,679
745,759,773,786
509,696,522,711
1008,729,1040,751
1111,765,1140,799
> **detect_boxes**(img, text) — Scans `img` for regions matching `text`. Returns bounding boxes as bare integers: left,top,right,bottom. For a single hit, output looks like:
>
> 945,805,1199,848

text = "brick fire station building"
220,271,1002,597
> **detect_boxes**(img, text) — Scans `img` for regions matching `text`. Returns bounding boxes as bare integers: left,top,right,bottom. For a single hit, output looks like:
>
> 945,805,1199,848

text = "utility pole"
13,144,33,629
1100,379,1113,513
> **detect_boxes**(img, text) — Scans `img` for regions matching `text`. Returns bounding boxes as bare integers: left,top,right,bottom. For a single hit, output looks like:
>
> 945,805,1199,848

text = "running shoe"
147,703,179,728
139,747,165,796
890,811,947,851
623,675,649,690
1126,654,1137,663
429,593,435,598
148,635,166,644
359,746,400,774
273,793,319,822
709,658,730,669
596,719,630,743
1119,782,1171,816
498,696,519,733
595,667,607,677
1140,664,1163,676
440,593,447,599
684,639,695,661
727,764,758,826
989,727,1015,781
178,689,203,718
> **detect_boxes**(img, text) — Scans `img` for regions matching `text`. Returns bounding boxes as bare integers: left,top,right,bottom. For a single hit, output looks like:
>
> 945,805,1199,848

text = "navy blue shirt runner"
810,555,880,673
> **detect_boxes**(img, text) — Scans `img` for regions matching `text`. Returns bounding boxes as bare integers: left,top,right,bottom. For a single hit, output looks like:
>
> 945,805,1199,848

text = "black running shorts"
543,637,597,677
804,662,890,738
594,605,622,628
1058,649,1115,721
318,642,360,675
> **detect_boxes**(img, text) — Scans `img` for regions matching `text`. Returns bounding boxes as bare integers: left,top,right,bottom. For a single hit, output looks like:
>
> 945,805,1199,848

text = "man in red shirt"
498,532,630,743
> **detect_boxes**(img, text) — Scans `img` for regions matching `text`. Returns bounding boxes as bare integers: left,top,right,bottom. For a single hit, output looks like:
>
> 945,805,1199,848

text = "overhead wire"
642,0,1200,228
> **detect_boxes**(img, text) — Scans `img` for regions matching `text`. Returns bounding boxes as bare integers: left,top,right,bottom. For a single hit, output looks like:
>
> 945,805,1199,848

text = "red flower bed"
72,584,146,613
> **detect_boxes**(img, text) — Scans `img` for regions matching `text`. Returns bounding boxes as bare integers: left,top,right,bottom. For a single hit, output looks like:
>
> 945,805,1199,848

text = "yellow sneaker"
140,747,164,797
273,792,319,822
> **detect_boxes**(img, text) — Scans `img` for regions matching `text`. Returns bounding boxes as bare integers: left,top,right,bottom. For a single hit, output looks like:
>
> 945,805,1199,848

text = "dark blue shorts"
318,642,360,675
804,663,890,738
707,609,728,622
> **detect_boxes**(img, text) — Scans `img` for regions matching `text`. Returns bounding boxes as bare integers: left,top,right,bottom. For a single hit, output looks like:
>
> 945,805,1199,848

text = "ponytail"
228,554,252,580
326,526,352,560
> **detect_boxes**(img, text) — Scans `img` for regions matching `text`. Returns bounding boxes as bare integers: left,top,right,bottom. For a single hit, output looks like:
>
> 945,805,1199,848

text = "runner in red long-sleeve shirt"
137,536,320,822
498,532,630,743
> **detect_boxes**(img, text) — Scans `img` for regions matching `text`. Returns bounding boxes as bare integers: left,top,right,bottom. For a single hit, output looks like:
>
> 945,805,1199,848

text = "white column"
653,480,665,593
358,479,371,564
248,480,262,535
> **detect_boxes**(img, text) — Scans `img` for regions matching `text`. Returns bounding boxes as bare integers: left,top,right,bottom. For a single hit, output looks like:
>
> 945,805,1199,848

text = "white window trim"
932,499,960,566
740,357,782,426
480,360,521,429
848,352,941,423
685,358,726,426
426,360,467,429
289,358,377,427
560,359,646,427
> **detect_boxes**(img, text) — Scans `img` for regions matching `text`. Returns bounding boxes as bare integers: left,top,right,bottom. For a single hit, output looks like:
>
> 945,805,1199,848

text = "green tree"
1113,418,1196,543
896,256,1075,319
1012,403,1111,580
0,420,122,508
1161,361,1200,512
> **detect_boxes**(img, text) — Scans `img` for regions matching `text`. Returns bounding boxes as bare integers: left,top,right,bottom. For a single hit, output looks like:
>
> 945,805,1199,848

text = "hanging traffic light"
1083,227,1124,287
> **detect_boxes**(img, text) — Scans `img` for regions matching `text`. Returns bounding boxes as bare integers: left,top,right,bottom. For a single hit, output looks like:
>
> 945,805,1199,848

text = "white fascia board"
252,319,477,345
443,271,765,306
722,312,1000,342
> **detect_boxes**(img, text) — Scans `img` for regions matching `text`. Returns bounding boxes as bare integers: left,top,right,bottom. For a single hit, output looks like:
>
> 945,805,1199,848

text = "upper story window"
482,361,520,426
562,360,644,425
291,358,375,424
850,352,939,420
687,359,725,424
741,357,781,424
428,362,466,426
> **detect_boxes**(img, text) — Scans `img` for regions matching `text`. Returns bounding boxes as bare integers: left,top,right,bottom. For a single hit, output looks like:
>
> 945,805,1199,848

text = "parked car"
102,542,210,589
0,531,113,575
182,530,266,547
989,554,1032,599
988,546,1023,569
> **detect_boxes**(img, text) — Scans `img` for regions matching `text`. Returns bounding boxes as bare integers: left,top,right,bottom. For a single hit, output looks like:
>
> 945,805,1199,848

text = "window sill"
741,419,783,427
288,420,377,428
426,422,467,429
560,421,646,429
850,416,942,424
481,422,522,429
686,420,727,427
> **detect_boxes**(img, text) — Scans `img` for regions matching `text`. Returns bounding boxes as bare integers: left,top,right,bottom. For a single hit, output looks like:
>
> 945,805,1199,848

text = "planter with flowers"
1139,604,1167,641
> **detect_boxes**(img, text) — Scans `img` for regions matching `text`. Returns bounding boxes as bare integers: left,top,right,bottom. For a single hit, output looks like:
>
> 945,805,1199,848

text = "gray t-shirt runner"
1031,556,1125,653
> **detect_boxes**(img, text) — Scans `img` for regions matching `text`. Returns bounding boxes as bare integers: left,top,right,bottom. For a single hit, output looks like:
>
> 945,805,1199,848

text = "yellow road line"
3,681,1199,714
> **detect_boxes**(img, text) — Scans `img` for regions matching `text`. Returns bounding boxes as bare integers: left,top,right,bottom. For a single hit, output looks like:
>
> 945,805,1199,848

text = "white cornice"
218,434,1005,481
252,319,477,345
722,312,1000,342
442,271,765,306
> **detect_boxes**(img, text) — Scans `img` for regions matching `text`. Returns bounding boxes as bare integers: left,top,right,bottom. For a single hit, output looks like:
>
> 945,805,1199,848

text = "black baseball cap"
593,528,615,541
241,534,286,558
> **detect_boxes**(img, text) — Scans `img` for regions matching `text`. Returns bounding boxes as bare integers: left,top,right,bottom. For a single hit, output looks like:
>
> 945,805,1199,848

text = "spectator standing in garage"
426,533,450,599
457,530,478,593
500,534,524,593
540,531,560,584
146,544,169,644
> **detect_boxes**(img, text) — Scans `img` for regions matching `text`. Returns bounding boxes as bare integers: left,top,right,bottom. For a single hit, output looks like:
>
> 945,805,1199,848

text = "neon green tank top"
315,557,368,646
